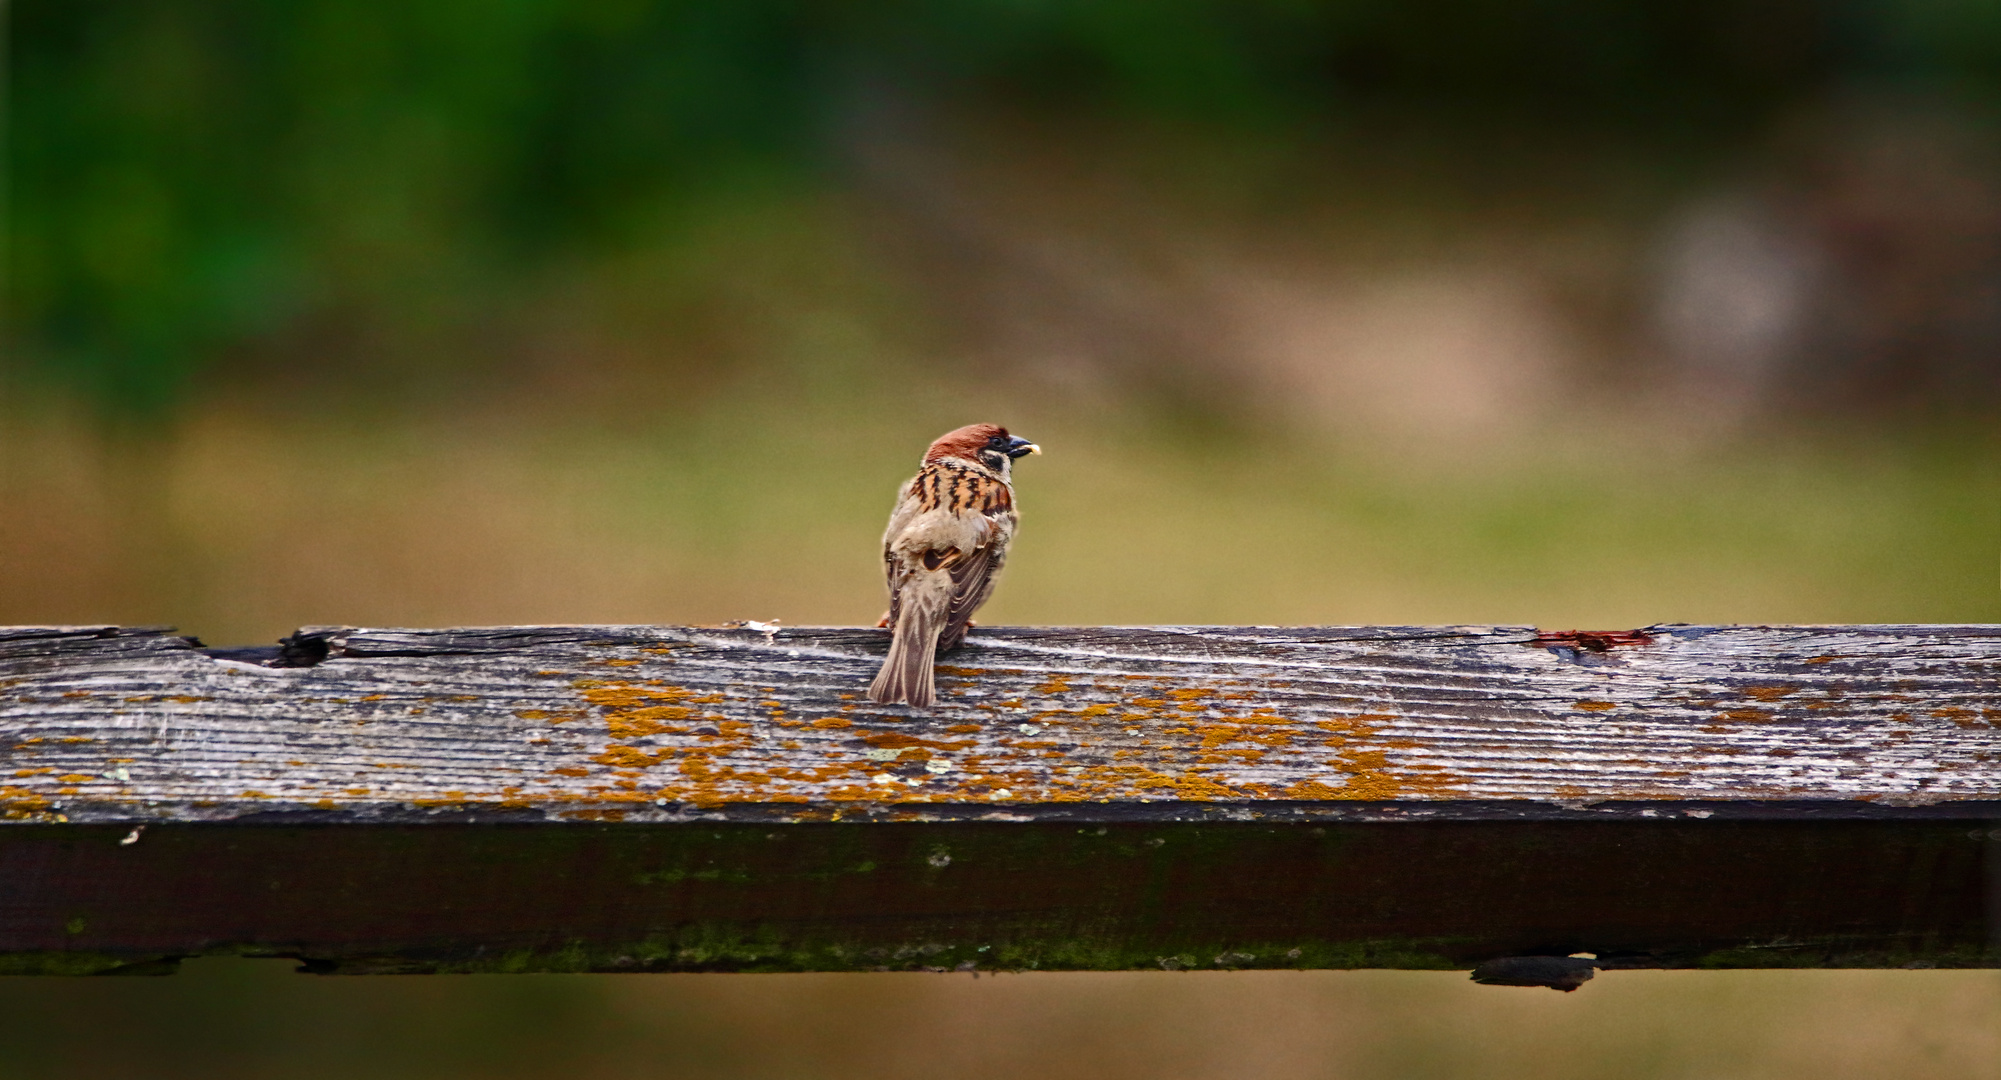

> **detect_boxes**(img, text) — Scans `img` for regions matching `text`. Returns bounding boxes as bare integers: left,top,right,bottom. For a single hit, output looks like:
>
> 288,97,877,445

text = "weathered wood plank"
3,819,1994,976
0,624,1996,976
2,624,1998,823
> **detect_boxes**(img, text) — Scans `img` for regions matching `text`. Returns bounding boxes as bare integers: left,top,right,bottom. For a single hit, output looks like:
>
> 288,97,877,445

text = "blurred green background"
3,2,1999,1077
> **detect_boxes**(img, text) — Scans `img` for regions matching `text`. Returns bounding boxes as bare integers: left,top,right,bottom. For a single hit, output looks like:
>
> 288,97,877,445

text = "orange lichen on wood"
594,745,667,769
1173,773,1241,800
576,680,713,739
1329,770,1402,799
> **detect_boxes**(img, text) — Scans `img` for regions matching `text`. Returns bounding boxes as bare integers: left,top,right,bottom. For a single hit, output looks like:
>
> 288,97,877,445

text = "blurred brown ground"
2,387,1994,645
0,962,1996,1080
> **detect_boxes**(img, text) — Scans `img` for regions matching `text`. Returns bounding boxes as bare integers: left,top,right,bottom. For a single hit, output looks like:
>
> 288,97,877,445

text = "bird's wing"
881,477,920,589
936,539,1003,653
881,477,922,627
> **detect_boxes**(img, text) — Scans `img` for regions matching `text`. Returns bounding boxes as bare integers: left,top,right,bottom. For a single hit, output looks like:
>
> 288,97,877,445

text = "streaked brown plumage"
868,423,1040,707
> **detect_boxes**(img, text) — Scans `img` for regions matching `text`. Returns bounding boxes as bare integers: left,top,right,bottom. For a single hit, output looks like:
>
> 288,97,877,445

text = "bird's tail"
869,592,946,708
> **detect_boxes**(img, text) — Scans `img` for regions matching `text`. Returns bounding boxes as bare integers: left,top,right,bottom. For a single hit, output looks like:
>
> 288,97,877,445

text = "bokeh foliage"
9,0,2001,412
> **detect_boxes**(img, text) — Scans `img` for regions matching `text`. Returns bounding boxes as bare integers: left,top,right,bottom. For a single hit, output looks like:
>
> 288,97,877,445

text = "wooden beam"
1,624,1996,976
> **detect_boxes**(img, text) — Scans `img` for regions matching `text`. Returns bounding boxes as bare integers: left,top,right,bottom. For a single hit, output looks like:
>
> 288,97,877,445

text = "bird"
868,423,1040,707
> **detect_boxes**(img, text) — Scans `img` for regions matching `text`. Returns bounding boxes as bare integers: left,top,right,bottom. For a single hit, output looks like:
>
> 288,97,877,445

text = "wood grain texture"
1,623,1997,824
1,624,1997,975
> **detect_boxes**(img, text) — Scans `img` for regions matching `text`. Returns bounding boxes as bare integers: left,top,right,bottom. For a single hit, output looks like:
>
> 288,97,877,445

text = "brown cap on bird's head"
925,424,1041,464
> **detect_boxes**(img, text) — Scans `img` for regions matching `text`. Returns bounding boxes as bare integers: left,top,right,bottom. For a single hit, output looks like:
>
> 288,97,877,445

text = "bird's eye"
986,433,1009,449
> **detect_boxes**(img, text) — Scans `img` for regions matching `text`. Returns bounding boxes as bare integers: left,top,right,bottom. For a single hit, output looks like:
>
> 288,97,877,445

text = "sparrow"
868,423,1040,707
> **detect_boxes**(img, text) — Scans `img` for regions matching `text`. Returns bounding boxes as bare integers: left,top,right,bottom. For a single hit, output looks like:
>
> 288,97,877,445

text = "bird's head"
925,423,1040,474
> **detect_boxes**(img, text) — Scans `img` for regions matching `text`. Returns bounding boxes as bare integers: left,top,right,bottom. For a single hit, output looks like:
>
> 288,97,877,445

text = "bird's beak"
1006,437,1041,458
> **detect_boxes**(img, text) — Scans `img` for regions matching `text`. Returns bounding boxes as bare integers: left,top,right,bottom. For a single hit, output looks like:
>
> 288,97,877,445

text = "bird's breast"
891,506,1002,555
